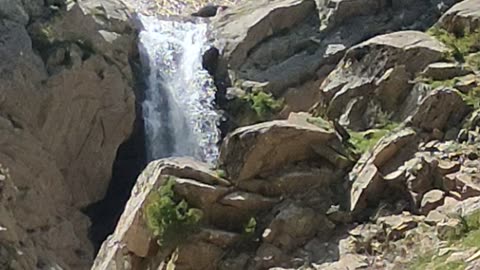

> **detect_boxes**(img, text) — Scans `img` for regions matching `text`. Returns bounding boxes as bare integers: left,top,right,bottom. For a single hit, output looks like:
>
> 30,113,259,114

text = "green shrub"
349,123,399,155
243,91,283,120
145,177,203,246
428,27,480,63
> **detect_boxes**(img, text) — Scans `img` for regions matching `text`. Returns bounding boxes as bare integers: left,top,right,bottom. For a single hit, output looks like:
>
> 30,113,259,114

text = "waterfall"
137,15,220,164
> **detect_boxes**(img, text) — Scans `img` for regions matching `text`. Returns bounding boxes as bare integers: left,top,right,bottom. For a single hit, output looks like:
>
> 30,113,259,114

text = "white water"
137,15,220,164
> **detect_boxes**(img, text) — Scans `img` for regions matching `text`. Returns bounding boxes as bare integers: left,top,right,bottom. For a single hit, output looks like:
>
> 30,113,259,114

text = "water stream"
137,15,220,164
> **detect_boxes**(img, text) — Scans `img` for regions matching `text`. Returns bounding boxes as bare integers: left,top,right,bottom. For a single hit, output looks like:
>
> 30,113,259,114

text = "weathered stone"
219,113,337,181
436,218,464,240
321,31,447,128
421,62,474,81
411,88,470,132
212,0,315,70
173,179,230,208
420,189,445,214
238,165,337,197
92,158,226,268
438,0,480,34
350,128,417,212
262,204,333,252
220,191,278,211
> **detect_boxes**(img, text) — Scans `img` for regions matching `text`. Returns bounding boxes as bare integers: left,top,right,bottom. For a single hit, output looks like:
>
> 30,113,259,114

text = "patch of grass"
410,252,466,270
243,90,283,120
306,116,333,131
460,86,480,110
428,27,480,63
348,123,398,154
145,176,203,247
215,169,227,179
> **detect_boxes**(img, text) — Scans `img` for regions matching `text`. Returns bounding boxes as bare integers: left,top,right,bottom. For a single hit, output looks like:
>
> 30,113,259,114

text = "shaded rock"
438,0,480,34
220,191,278,211
167,241,223,270
320,31,446,129
420,189,445,214
92,158,227,269
219,113,338,181
410,88,470,132
436,218,464,240
349,128,418,212
238,165,337,197
191,5,227,17
421,62,474,81
262,204,334,252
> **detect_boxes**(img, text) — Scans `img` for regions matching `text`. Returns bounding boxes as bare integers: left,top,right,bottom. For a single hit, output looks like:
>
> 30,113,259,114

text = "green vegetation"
461,86,480,110
427,27,480,63
215,169,227,179
349,123,398,154
145,177,203,247
243,90,284,120
409,211,480,270
306,116,333,131
243,217,257,235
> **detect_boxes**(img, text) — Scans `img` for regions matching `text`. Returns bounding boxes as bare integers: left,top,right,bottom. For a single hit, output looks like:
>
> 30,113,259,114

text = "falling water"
137,15,220,164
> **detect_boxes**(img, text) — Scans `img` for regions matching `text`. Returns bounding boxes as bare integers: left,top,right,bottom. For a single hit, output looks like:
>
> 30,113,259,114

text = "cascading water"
137,15,221,164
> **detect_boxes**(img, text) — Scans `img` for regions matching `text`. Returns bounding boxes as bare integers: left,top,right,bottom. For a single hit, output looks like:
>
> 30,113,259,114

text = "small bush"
428,27,480,63
349,123,399,155
243,91,283,120
145,177,203,246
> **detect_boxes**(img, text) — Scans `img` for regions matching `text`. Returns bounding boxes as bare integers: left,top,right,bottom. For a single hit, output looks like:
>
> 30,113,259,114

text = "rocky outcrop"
0,0,136,269
317,31,447,130
438,0,480,34
94,112,353,270
91,0,480,270
208,0,457,131
219,112,340,181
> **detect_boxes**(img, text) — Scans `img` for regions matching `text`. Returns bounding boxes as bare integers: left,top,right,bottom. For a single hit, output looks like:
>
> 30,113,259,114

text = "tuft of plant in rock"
145,176,203,247
428,27,480,63
243,90,283,120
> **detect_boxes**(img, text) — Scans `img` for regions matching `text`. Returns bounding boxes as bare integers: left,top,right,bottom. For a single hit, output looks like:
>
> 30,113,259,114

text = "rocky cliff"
0,0,137,269
93,0,480,269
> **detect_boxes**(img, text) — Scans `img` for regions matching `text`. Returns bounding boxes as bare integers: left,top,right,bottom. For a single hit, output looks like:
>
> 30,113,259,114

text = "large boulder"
0,1,136,269
209,0,457,130
219,113,340,181
317,31,447,130
438,0,480,34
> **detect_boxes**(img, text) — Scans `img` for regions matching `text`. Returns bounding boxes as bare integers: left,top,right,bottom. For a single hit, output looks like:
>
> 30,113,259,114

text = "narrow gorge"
1,0,480,270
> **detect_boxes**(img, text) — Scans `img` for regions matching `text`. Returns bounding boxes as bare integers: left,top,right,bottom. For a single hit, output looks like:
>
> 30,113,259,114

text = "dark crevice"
83,46,148,253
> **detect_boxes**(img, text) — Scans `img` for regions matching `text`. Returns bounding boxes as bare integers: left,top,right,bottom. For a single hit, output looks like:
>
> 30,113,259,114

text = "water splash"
137,15,220,164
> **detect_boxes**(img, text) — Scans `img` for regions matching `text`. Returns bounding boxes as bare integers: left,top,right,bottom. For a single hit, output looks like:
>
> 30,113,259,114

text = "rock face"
438,0,480,34
318,30,447,130
0,0,136,269
208,0,457,131
219,113,338,181
94,112,352,270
